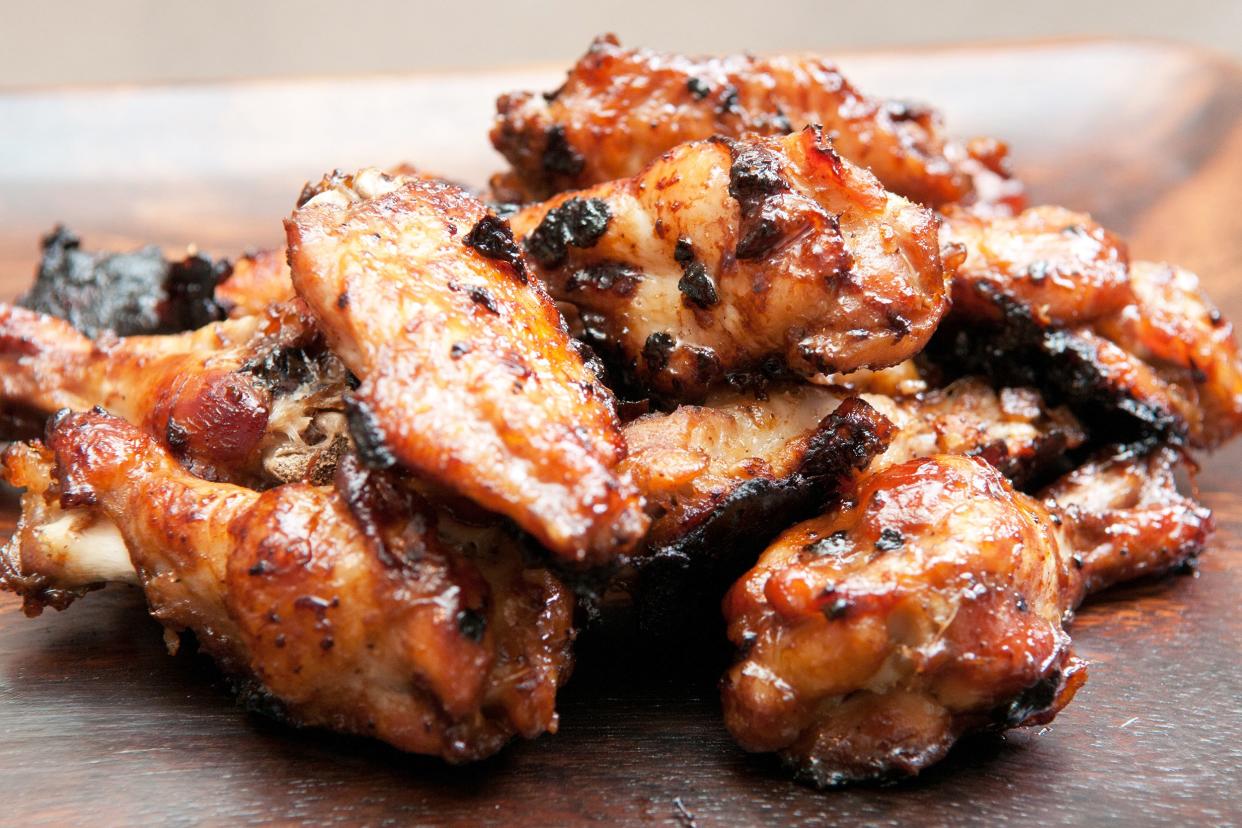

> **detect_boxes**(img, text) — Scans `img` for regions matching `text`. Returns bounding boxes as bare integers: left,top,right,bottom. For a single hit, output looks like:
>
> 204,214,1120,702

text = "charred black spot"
642,331,675,375
1015,593,1029,612
525,197,612,267
678,262,719,308
344,394,397,470
541,125,586,177
19,225,228,338
997,671,1063,726
450,341,472,360
686,76,712,100
728,144,792,260
822,597,851,620
463,214,529,283
769,106,793,133
718,84,740,114
247,559,274,576
673,237,695,266
165,418,190,454
456,608,487,642
452,283,500,314
336,291,350,309
564,261,641,296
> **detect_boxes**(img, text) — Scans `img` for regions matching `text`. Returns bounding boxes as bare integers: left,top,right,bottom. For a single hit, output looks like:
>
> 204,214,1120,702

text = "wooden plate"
1,38,1240,826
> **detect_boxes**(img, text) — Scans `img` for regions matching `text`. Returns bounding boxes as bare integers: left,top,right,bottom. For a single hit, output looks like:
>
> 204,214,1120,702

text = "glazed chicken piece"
214,248,296,318
938,207,1242,447
942,205,1134,328
723,448,1210,786
509,127,952,401
491,35,1022,210
610,377,1083,636
0,301,351,487
1096,261,1242,448
1,411,574,762
286,169,648,564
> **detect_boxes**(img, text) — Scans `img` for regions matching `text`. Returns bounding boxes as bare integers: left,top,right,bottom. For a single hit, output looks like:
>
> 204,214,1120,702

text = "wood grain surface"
1,39,1240,827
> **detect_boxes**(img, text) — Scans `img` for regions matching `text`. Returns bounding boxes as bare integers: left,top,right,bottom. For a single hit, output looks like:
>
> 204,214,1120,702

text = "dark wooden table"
1,39,1240,826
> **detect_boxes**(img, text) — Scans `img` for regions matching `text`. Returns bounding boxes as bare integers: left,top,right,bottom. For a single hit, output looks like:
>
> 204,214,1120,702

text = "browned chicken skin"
509,127,952,401
938,206,1242,448
608,377,1083,637
286,169,648,564
491,35,1022,210
2,411,575,761
722,449,1209,786
0,301,350,487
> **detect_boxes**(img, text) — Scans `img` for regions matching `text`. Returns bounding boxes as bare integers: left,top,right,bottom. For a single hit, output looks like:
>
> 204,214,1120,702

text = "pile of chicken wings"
3,35,1239,786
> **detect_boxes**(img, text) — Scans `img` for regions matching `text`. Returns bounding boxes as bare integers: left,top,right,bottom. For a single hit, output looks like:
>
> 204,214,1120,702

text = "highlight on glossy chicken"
286,168,648,564
2,410,575,762
509,126,953,401
722,448,1209,786
491,34,1023,211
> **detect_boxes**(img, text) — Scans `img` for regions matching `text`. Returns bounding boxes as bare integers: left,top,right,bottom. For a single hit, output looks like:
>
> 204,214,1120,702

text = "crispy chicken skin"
1,412,574,761
722,449,1209,786
939,207,1242,447
509,127,952,401
491,35,1021,210
0,301,350,487
609,378,1083,636
286,170,648,564
1096,262,1242,448
214,248,296,318
942,205,1134,328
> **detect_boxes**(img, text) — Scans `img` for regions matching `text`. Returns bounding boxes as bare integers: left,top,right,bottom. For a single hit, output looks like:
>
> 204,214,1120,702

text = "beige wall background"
2,0,1239,88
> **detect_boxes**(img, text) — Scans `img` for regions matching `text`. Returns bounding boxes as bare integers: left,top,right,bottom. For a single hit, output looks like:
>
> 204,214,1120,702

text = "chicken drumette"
722,448,1209,785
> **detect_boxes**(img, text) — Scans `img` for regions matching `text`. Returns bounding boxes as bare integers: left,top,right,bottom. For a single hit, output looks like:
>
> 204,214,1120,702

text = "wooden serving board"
1,39,1240,827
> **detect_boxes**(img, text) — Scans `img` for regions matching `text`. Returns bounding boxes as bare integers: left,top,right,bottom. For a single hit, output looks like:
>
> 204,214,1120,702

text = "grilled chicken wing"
0,301,350,487
722,449,1209,786
490,35,1022,210
608,377,1083,637
938,207,1242,447
286,169,648,564
1,411,574,761
943,205,1133,328
508,127,952,401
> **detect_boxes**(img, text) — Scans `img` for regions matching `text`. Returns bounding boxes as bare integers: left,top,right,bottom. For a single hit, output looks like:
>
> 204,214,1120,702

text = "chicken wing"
606,377,1083,638
722,448,1208,786
937,207,1242,447
508,127,952,401
285,169,647,564
1,411,574,762
0,301,350,487
490,35,1022,210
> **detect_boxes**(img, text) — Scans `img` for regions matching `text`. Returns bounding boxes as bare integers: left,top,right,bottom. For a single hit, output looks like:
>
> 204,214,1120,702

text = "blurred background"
2,0,1239,88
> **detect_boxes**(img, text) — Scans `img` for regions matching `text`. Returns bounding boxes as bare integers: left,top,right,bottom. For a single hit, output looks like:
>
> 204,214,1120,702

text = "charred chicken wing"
491,35,1021,210
1,411,574,761
509,127,952,400
722,449,1209,785
286,169,648,564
